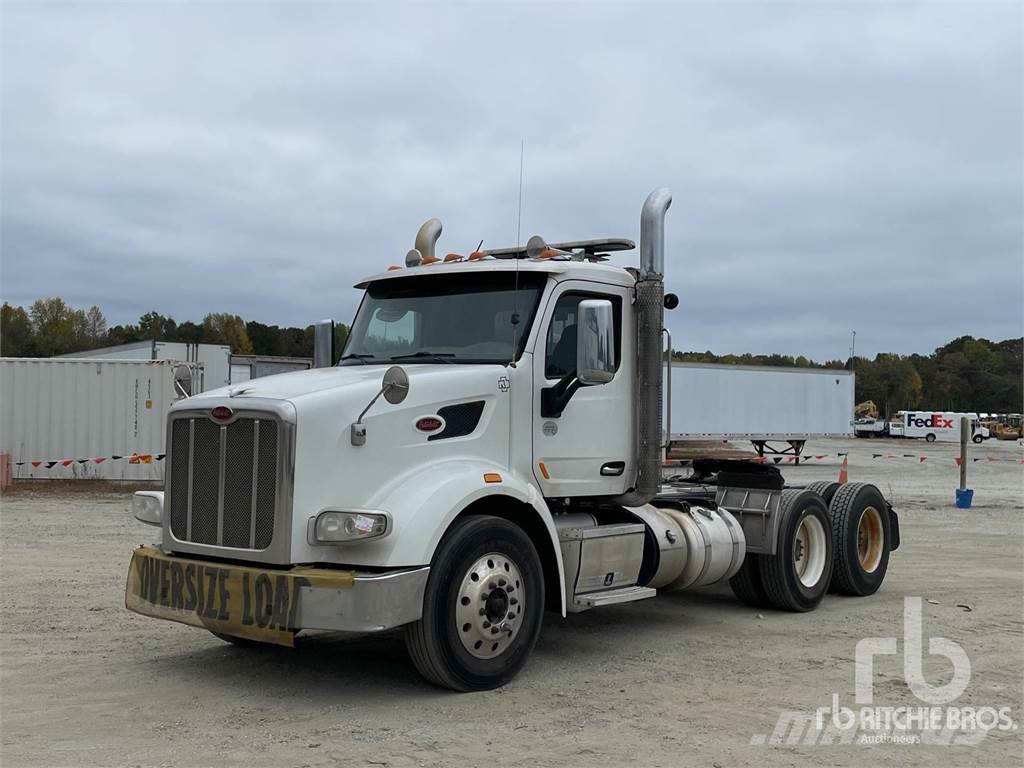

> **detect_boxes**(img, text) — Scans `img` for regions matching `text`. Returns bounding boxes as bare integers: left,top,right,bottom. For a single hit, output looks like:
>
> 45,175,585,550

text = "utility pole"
850,330,856,369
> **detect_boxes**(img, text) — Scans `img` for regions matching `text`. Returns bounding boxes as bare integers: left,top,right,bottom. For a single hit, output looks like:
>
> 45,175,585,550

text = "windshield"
341,272,547,365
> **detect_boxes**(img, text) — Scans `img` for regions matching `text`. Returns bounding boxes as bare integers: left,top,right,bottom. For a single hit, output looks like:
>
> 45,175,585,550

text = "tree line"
2,297,1020,413
0,298,348,360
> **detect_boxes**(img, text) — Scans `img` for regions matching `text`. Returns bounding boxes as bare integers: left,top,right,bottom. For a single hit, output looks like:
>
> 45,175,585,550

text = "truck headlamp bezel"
310,510,391,544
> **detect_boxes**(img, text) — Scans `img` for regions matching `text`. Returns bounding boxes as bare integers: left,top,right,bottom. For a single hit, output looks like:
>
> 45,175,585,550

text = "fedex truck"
888,411,989,443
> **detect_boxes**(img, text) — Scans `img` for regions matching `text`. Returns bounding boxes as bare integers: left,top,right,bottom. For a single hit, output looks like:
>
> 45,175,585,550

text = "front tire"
972,434,984,444
759,489,833,612
925,433,936,443
404,515,544,691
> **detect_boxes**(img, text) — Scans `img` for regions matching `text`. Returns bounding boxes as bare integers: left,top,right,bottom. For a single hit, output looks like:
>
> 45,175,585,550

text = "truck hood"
185,363,507,408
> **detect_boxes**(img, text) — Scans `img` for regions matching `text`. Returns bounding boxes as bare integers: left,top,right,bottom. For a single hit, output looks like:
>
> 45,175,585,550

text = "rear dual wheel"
827,483,891,596
730,489,833,612
804,480,841,505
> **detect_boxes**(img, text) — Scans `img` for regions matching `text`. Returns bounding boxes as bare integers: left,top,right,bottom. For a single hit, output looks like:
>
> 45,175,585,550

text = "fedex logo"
909,413,954,429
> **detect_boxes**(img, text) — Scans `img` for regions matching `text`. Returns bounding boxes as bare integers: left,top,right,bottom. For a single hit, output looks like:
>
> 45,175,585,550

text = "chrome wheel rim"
794,515,827,588
455,553,524,659
857,506,884,573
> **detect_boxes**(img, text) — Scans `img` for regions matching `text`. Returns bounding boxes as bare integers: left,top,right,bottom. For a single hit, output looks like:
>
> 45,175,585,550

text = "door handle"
600,461,625,477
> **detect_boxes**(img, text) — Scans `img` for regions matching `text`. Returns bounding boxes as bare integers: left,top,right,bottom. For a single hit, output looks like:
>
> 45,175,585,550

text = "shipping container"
228,354,312,383
667,363,854,457
60,340,230,392
0,358,194,480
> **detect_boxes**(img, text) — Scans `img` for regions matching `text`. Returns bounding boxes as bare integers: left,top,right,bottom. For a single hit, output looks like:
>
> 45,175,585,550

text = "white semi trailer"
667,362,854,462
125,190,900,691
62,340,231,392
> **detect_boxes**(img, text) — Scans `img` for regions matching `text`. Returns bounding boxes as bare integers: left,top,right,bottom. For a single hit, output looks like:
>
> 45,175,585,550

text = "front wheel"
972,434,984,444
925,433,936,443
404,515,544,691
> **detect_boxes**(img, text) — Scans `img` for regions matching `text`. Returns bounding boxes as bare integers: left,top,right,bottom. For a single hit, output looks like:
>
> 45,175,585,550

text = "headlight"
132,491,163,526
313,510,389,543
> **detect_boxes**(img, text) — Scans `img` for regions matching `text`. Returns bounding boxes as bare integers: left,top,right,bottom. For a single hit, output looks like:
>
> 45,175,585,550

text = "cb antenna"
510,139,524,366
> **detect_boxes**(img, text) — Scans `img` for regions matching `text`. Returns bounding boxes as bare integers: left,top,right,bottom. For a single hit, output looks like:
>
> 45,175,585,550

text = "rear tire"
827,482,891,596
729,554,770,608
404,515,544,691
804,481,841,505
925,433,936,443
759,489,833,612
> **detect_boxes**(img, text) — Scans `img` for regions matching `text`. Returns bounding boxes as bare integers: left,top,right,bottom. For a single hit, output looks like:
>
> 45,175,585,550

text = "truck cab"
126,189,899,690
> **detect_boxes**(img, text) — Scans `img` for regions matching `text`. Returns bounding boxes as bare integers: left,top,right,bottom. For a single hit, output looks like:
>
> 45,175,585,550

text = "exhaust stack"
413,218,443,263
640,188,672,278
633,188,672,504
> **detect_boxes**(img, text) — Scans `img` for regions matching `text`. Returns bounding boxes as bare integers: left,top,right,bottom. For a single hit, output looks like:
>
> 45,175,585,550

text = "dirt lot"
2,437,1022,767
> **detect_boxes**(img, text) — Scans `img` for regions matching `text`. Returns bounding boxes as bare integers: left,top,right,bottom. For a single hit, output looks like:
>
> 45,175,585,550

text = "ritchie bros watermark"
751,597,1018,747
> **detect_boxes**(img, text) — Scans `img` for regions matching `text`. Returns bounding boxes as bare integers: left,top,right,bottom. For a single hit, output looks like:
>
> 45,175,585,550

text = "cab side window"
545,292,621,379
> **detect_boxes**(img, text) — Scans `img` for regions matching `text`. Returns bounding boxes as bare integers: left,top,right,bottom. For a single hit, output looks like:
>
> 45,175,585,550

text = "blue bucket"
955,488,974,509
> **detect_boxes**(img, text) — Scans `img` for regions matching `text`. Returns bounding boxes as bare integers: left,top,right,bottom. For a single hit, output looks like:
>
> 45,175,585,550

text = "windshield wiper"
390,351,456,363
339,353,376,364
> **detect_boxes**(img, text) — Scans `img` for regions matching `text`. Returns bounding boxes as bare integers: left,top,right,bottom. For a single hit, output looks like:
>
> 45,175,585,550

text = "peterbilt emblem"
497,376,510,393
210,405,233,421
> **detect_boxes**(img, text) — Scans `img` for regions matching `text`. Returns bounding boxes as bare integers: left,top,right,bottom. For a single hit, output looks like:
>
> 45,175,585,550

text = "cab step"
573,585,656,609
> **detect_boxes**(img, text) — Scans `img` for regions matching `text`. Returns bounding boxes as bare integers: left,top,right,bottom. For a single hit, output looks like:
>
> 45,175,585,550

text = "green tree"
28,297,88,356
246,321,283,356
0,303,34,356
202,313,254,354
138,311,177,341
106,323,141,346
175,321,206,344
83,306,107,348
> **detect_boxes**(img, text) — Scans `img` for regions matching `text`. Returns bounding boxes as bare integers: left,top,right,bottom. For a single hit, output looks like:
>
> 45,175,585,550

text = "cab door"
532,281,635,497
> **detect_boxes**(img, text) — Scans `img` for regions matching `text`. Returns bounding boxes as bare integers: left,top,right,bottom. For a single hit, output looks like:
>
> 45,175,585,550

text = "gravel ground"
1,437,1022,767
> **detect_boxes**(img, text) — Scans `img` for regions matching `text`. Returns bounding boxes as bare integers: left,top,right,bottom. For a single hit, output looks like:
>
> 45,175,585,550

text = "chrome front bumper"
298,566,430,633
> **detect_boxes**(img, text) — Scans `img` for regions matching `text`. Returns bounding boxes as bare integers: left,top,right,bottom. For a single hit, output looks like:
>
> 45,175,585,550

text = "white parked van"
888,411,989,443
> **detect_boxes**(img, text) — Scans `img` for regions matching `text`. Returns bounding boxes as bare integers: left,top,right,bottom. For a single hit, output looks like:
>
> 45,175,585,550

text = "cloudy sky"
2,1,1021,360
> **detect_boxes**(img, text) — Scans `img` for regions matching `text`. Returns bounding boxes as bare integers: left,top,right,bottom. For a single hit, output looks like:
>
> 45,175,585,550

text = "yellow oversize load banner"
125,546,354,646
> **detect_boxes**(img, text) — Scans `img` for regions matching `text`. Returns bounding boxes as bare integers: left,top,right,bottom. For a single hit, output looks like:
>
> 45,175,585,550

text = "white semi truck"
125,189,900,691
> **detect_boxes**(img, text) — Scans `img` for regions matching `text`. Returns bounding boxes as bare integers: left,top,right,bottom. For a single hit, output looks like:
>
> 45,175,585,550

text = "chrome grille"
168,413,279,550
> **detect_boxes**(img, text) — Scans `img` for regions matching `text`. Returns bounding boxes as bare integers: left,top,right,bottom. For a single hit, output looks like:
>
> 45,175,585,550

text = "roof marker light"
443,253,463,263
387,265,401,271
468,251,488,261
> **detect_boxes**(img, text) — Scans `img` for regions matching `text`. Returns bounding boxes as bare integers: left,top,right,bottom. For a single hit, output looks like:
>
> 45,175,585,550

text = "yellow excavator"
855,401,879,420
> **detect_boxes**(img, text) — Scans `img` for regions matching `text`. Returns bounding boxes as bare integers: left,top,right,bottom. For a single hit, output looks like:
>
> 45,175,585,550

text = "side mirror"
381,365,410,404
576,299,615,385
351,365,410,446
